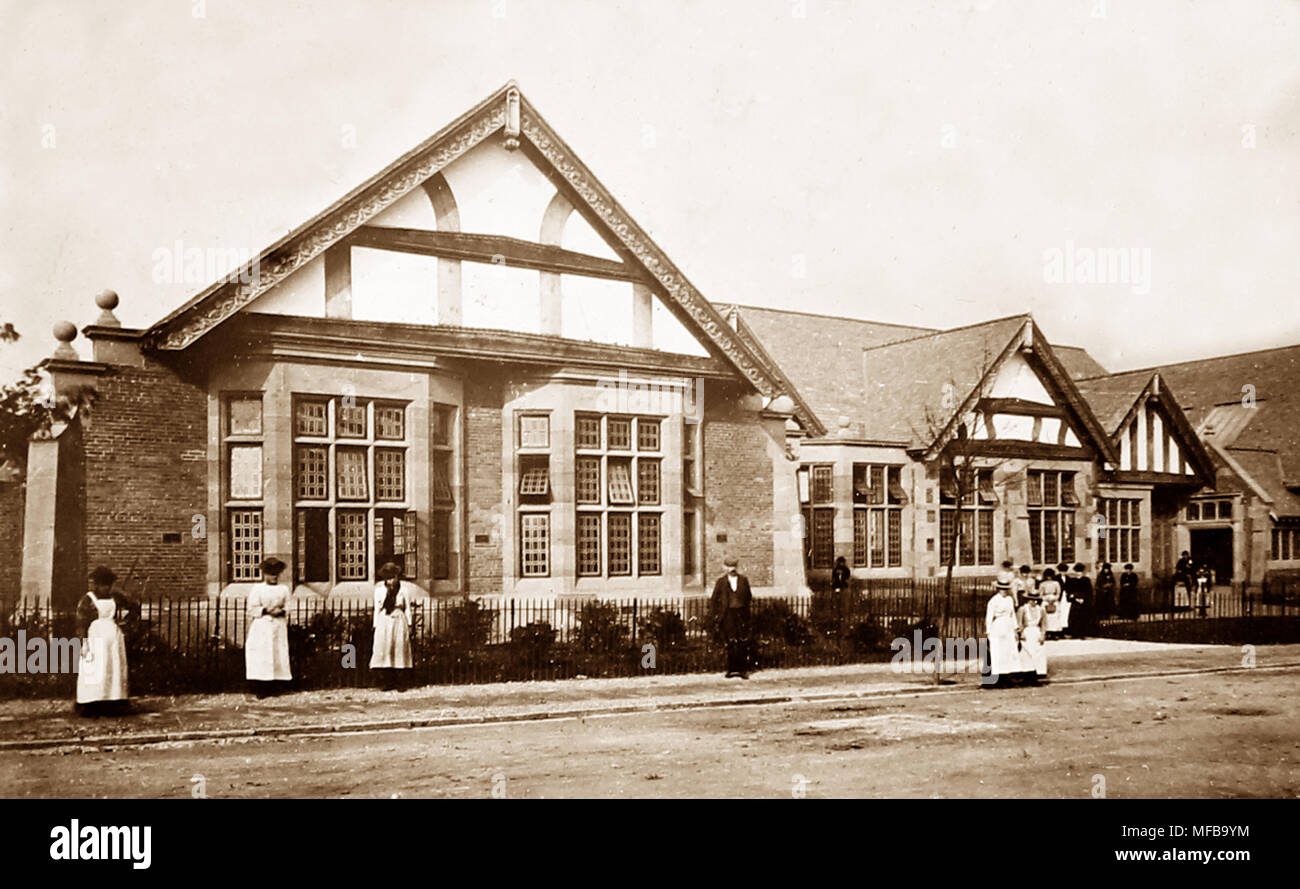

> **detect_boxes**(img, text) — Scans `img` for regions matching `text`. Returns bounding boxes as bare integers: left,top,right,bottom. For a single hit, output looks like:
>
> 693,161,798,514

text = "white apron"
77,594,129,704
370,582,414,670
1017,603,1048,677
245,583,292,681
984,593,1019,682
1041,581,1070,633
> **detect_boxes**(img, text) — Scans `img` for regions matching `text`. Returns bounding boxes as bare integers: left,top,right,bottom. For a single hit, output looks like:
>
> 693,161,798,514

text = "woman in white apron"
245,557,292,696
75,566,131,715
1017,589,1049,682
370,562,414,689
1039,567,1069,639
982,583,1019,687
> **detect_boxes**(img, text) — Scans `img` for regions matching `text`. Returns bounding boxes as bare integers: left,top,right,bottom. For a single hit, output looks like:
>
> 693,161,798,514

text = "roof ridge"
1081,340,1300,381
725,303,936,331
860,312,1032,353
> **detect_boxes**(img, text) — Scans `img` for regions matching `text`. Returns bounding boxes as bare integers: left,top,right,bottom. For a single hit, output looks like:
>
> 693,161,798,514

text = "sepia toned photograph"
0,0,1295,840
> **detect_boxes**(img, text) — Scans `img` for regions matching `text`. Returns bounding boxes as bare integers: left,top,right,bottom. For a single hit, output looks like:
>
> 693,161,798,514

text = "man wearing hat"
710,556,753,678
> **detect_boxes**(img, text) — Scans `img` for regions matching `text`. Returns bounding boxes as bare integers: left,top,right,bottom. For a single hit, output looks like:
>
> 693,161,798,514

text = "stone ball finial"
53,321,77,343
94,289,119,311
768,395,795,415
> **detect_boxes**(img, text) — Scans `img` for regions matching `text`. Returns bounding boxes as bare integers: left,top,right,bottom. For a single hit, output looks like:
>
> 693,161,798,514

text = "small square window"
295,400,328,437
519,415,550,449
576,415,602,449
337,402,368,438
608,418,632,450
227,397,262,435
519,456,550,497
376,405,405,440
637,418,660,451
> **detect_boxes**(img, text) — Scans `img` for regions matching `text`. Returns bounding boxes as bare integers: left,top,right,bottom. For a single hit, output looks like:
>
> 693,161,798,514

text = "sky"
1,0,1297,383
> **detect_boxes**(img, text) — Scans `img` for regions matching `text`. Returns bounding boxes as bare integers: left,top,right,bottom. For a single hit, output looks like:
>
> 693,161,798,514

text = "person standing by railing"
1119,563,1140,620
982,581,1018,688
75,566,133,716
711,556,753,679
370,561,414,689
1016,587,1048,683
245,557,292,697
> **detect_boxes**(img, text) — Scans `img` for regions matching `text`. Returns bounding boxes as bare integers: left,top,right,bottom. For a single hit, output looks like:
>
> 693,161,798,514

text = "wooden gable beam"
348,226,651,283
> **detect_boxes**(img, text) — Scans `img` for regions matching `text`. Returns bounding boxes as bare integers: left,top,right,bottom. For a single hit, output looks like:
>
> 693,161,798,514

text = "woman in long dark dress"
1119,563,1140,620
1095,563,1117,620
1068,563,1097,637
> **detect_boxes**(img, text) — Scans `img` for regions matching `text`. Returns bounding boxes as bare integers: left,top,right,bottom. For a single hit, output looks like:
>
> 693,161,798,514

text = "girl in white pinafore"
76,566,130,711
1039,568,1069,639
370,562,414,687
982,585,1019,687
1017,591,1049,681
245,557,292,692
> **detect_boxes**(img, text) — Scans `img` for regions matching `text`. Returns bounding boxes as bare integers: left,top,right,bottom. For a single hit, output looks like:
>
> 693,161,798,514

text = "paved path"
1,640,1293,751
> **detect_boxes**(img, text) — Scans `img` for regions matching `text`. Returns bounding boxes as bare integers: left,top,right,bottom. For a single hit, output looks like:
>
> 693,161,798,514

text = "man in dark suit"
711,556,753,678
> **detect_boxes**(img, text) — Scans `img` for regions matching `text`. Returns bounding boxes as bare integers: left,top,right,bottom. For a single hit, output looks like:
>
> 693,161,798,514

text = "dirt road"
2,665,1296,798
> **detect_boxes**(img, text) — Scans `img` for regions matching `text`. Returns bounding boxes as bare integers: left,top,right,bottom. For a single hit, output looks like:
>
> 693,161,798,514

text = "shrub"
637,607,687,651
443,598,495,649
752,600,815,647
846,618,890,653
575,600,627,653
510,621,557,652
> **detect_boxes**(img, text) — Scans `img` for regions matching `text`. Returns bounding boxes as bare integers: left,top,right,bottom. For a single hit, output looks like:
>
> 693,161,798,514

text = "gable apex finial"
504,86,521,150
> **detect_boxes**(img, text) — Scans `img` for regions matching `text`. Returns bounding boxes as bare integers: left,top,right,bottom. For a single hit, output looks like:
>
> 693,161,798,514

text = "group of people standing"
983,559,1141,687
71,558,421,715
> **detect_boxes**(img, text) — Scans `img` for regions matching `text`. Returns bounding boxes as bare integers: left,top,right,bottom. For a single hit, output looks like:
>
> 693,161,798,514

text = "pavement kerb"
4,659,1298,753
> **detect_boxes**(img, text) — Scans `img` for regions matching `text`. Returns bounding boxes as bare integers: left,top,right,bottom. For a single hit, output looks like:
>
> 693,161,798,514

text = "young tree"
0,324,95,472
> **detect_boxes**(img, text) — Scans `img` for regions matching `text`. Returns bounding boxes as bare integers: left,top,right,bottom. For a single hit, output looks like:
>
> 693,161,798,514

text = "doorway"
1190,528,1233,583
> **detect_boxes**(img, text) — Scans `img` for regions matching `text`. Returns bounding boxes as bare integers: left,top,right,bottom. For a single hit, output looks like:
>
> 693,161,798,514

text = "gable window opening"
574,413,663,579
290,395,411,586
852,464,907,569
938,465,996,567
1026,469,1077,566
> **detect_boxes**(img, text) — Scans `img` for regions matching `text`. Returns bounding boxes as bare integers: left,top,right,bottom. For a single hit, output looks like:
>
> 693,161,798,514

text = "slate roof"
727,306,1112,446
1079,343,1300,498
1072,375,1151,433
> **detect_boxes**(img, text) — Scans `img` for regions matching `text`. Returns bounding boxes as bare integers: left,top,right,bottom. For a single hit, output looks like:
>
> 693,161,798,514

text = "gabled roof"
1219,446,1300,518
844,314,1118,460
719,305,932,439
1080,341,1300,488
1075,372,1216,482
1053,345,1110,381
141,83,792,404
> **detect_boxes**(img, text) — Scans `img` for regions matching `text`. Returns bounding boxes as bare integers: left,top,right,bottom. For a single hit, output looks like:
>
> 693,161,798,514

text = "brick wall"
703,383,775,586
464,375,504,593
81,358,208,598
0,479,24,599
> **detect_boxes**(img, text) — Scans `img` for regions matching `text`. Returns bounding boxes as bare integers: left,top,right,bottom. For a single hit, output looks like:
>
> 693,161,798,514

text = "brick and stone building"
11,84,816,607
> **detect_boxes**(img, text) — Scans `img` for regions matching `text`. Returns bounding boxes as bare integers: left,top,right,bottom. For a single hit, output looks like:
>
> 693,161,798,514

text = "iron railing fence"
1,575,1293,698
